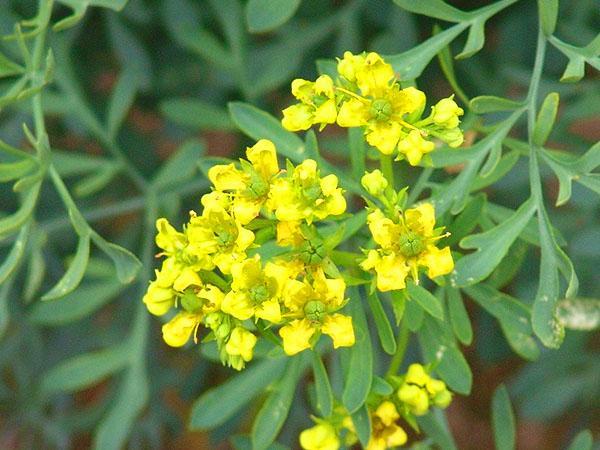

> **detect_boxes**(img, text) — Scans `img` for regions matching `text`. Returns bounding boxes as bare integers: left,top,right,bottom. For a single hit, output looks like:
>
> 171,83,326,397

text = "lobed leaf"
452,197,536,287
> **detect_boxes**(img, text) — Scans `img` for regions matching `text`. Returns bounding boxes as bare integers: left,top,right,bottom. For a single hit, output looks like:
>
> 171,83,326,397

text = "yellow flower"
431,96,464,129
366,401,408,450
280,318,316,355
186,205,255,274
300,423,340,450
279,269,351,355
361,169,388,196
162,311,200,347
266,159,346,224
282,75,338,131
360,204,453,291
207,140,280,224
396,129,436,166
221,255,291,323
225,327,257,362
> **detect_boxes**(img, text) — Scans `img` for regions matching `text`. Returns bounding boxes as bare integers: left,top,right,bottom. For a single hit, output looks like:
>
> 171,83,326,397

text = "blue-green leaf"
252,355,307,450
446,287,472,345
42,233,90,301
160,98,234,130
342,290,373,413
407,282,444,320
567,430,593,450
367,291,396,355
246,0,301,33
419,315,472,394
491,385,516,450
452,198,536,287
190,357,287,429
41,346,128,396
311,352,333,417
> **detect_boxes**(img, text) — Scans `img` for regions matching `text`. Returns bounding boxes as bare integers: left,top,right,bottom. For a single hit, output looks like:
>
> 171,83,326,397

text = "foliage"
0,0,598,449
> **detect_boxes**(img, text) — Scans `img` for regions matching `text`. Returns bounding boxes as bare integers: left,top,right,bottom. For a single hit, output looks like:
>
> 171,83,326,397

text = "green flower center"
249,284,269,304
302,184,322,203
371,99,392,121
215,229,234,246
299,240,326,264
304,300,326,322
398,232,425,257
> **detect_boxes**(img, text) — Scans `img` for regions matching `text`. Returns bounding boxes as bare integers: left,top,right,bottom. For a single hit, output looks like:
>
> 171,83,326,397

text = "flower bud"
361,169,388,196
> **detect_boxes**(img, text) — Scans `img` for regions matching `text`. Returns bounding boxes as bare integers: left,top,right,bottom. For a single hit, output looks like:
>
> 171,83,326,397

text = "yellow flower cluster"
282,51,464,166
143,139,354,369
300,364,452,450
360,196,454,292
397,363,452,416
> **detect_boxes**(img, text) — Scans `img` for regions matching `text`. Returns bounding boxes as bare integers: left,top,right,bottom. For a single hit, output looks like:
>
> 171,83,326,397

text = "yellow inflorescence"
282,51,464,165
360,202,454,292
143,139,354,369
299,364,452,449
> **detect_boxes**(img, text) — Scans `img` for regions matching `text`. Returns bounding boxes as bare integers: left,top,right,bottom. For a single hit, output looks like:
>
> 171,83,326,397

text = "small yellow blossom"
186,205,255,274
366,401,408,450
282,75,338,131
225,327,257,362
431,96,464,129
397,363,452,416
360,203,453,291
396,129,436,166
361,169,389,196
162,311,200,347
208,139,279,224
300,423,340,450
267,159,346,225
221,255,292,323
279,269,353,355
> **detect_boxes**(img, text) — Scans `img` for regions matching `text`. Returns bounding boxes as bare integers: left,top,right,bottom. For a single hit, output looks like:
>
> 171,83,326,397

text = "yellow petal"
322,314,355,348
246,139,279,179
173,267,202,292
374,401,400,427
279,319,315,355
282,104,313,131
337,98,368,127
299,423,340,450
143,282,175,316
255,298,282,323
221,291,254,320
225,327,257,361
366,121,401,155
422,245,454,279
162,312,198,347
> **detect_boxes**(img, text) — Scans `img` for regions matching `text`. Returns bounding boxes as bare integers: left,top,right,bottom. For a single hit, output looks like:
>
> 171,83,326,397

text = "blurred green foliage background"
0,0,598,449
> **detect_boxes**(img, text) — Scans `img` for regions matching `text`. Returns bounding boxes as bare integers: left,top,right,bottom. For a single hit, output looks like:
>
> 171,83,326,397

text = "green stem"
379,153,395,190
386,322,410,377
